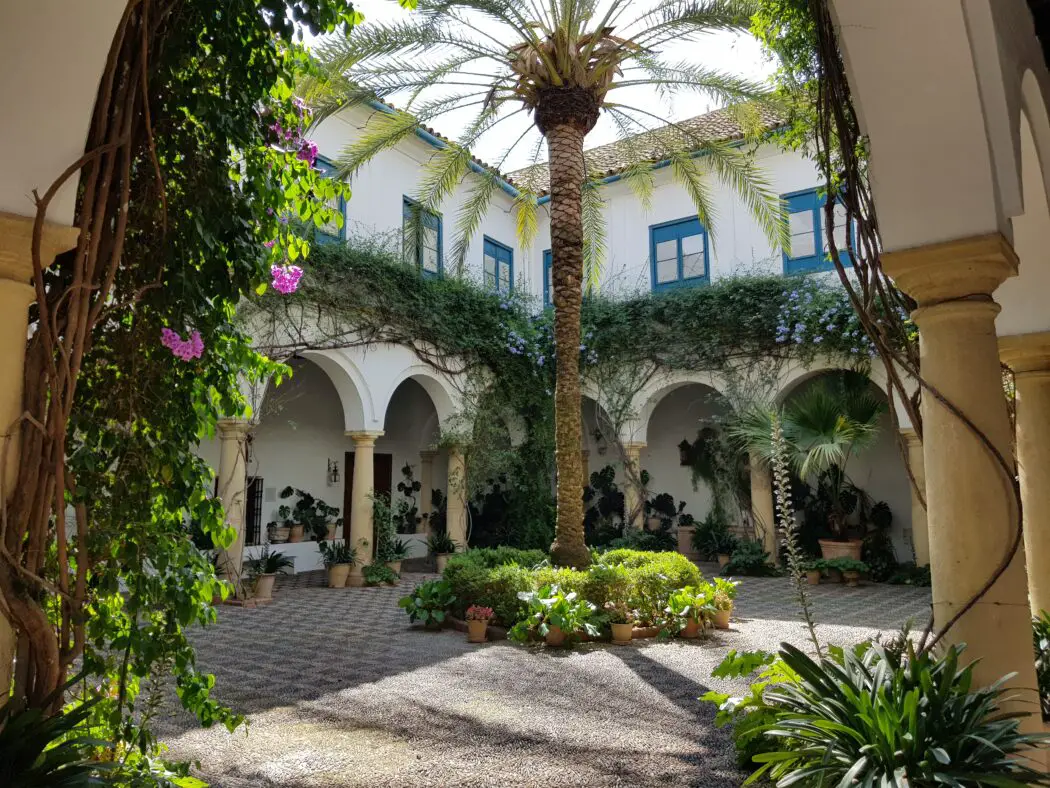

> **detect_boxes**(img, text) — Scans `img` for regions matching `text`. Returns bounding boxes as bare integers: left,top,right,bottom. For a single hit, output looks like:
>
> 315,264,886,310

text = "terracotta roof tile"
508,104,783,195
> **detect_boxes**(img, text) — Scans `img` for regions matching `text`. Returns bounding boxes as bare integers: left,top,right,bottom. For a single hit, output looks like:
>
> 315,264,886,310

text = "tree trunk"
545,123,591,569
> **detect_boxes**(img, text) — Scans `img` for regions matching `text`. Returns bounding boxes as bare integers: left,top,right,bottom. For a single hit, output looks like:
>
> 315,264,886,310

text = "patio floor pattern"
157,569,931,787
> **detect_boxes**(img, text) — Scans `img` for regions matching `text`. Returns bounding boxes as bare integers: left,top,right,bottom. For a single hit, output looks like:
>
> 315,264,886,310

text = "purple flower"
298,140,319,167
161,328,204,361
271,264,304,294
263,239,276,249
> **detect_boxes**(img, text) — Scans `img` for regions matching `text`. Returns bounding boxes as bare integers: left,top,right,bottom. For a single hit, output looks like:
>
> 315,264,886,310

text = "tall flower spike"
771,411,822,657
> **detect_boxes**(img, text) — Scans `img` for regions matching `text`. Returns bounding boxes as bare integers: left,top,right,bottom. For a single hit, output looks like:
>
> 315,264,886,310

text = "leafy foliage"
508,585,600,646
0,691,109,786
398,580,457,629
362,563,399,586
723,541,779,577
1036,611,1050,722
749,642,1050,786
248,549,294,577
273,486,342,540
318,541,358,567
693,504,739,559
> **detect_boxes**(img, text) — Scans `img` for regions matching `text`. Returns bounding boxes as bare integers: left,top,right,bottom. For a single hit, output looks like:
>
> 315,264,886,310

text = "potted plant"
273,486,342,543
247,548,293,600
509,585,599,648
693,507,739,567
362,563,399,586
398,579,456,629
603,600,636,645
267,521,290,544
732,373,883,563
465,604,493,643
801,559,823,586
711,577,738,630
382,538,411,575
426,531,458,573
824,557,869,587
665,585,714,639
318,541,357,588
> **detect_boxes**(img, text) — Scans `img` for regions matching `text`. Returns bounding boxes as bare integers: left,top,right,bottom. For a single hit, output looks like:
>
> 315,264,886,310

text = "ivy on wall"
248,238,889,548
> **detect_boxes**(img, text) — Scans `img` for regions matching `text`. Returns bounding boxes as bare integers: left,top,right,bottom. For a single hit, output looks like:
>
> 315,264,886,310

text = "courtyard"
158,572,931,787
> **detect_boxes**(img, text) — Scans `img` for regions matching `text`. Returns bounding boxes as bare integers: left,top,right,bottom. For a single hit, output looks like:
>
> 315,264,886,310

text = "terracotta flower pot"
677,524,696,556
386,560,402,575
436,553,452,573
818,538,863,561
345,569,365,588
270,526,290,543
545,625,566,647
611,622,634,645
327,564,350,588
681,618,702,639
806,570,822,586
843,570,861,587
253,573,276,600
288,524,305,543
713,607,731,630
826,568,843,584
717,554,731,568
325,523,338,540
467,619,489,643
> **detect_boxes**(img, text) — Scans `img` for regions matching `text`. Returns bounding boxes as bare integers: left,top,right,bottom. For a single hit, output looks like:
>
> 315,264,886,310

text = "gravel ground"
157,570,930,787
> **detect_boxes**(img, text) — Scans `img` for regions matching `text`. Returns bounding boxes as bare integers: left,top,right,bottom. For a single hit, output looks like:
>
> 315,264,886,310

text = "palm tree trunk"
545,122,590,569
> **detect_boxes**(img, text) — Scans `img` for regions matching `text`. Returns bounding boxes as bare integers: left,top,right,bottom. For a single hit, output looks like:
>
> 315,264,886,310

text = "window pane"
656,256,677,283
681,234,704,279
498,260,510,292
546,265,552,301
422,242,439,273
655,239,677,263
484,254,496,281
823,203,849,253
683,250,705,279
402,222,415,264
788,210,815,258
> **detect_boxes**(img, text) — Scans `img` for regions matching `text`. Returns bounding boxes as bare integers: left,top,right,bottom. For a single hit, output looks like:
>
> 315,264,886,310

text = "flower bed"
436,548,723,643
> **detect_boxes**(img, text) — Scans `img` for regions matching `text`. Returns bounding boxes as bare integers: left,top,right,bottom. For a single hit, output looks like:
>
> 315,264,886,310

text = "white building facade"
198,103,919,575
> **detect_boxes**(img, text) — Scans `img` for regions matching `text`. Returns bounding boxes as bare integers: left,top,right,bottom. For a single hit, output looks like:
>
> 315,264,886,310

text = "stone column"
750,457,778,564
899,428,930,567
622,441,645,529
215,419,252,596
1000,331,1050,616
347,431,383,584
445,446,467,549
0,213,79,697
418,450,437,535
883,234,1040,728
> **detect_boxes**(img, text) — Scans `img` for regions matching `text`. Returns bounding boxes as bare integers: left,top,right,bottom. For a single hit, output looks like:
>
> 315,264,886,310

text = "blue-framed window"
782,188,849,274
483,237,513,294
402,197,442,276
314,156,346,244
649,216,708,291
542,249,552,306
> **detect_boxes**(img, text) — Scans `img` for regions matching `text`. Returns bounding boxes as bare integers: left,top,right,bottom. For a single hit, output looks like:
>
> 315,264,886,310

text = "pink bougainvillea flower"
297,140,318,167
263,239,276,249
271,264,303,294
161,328,204,361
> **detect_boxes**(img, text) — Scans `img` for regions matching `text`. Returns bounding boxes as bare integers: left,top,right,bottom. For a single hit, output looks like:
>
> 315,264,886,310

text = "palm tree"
307,0,786,567
731,372,884,539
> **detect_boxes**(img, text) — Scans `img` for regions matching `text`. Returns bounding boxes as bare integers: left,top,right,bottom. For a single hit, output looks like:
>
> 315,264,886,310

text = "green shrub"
605,529,675,552
362,563,398,586
398,579,456,629
532,566,589,598
722,541,779,577
748,642,1050,786
578,562,633,609
508,584,599,646
448,563,534,625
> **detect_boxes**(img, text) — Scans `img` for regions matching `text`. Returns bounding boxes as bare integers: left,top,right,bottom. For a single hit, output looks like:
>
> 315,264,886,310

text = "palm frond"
581,179,607,290
449,172,504,274
667,149,719,245
700,138,788,249
514,188,540,252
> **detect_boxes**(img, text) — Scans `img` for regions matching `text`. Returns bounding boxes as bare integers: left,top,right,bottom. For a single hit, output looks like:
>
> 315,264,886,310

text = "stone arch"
380,364,459,432
299,349,373,432
629,370,729,445
998,72,1050,337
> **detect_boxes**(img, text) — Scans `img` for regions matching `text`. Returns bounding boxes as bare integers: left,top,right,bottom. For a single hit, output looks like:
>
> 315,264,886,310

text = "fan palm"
731,373,883,538
307,0,787,567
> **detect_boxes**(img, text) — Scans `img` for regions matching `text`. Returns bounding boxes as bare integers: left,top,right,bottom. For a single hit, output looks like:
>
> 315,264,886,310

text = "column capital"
621,441,647,452
0,212,80,282
999,331,1050,375
347,430,384,445
899,427,921,446
881,233,1017,305
419,449,439,460
217,419,253,439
